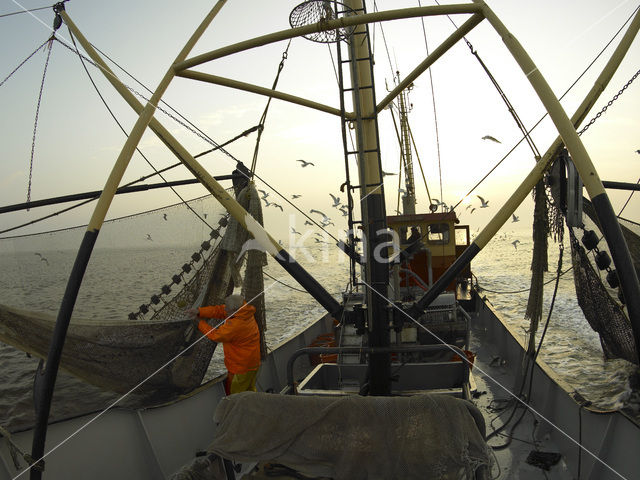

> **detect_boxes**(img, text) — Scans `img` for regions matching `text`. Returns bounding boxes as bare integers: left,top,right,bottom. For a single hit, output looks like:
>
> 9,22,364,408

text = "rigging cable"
487,243,564,448
448,2,640,211
0,3,55,19
250,40,292,175
73,35,341,243
68,30,213,230
0,37,51,87
417,0,444,205
27,35,55,207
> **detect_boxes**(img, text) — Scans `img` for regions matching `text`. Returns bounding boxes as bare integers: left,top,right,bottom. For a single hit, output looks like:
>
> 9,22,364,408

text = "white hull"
2,297,638,479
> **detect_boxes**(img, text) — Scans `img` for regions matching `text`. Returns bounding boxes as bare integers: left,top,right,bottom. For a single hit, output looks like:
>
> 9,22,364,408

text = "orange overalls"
197,302,260,395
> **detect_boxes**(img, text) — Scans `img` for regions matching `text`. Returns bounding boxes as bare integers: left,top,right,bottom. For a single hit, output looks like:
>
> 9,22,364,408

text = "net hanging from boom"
0,180,269,395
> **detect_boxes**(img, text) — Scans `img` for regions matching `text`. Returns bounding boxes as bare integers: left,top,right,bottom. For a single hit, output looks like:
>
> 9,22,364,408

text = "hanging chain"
27,36,55,208
250,41,292,174
578,67,640,136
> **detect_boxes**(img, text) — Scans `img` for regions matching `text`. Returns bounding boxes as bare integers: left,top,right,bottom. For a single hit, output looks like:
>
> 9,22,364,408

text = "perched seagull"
511,239,520,250
292,194,302,199
329,193,341,207
291,227,301,235
481,135,501,144
512,214,519,223
145,234,153,241
398,188,406,194
477,195,489,208
163,213,168,221
258,189,269,199
34,252,49,266
296,159,315,167
272,203,284,211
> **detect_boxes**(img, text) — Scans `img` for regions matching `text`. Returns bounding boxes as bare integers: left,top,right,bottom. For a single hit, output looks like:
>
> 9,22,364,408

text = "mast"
344,0,391,395
397,76,416,215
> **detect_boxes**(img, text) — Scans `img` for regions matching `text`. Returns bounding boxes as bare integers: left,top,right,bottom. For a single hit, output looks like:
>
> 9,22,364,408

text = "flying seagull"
470,208,476,214
512,214,519,223
291,227,301,235
304,220,313,226
512,239,520,250
477,195,489,208
482,135,501,144
34,252,49,266
258,189,269,199
163,213,168,221
292,194,302,199
296,159,315,167
310,209,328,218
635,150,640,154
381,170,397,177
329,194,341,207
272,203,284,211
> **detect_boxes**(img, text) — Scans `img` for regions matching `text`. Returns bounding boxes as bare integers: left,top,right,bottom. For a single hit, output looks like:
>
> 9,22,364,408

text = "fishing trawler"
1,1,640,479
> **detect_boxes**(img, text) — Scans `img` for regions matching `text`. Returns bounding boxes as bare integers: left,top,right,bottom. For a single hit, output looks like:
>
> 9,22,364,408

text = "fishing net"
289,1,356,44
567,198,638,364
546,152,639,364
0,178,269,395
208,392,491,480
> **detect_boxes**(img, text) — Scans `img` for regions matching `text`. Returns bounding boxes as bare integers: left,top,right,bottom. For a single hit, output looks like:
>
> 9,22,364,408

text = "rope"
0,423,32,469
26,36,55,207
250,40,292,174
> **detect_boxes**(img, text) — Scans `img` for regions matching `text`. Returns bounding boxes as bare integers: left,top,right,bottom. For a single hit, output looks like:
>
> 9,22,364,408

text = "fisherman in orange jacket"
187,294,260,395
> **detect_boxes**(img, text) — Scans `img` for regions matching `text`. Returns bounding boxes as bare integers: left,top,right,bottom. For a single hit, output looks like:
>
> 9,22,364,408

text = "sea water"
0,236,635,431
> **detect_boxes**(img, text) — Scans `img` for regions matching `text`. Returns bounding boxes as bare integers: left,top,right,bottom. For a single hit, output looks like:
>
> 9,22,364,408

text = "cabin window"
427,223,450,245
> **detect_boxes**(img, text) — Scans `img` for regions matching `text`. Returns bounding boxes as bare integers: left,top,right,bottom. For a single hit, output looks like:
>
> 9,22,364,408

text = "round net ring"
289,1,356,44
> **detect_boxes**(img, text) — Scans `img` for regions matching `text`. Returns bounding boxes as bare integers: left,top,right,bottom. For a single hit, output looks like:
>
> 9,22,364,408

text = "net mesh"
0,185,269,394
547,154,639,364
289,1,355,44
568,197,638,364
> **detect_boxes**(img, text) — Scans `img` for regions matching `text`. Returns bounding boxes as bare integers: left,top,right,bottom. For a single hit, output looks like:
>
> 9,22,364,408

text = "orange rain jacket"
197,302,260,375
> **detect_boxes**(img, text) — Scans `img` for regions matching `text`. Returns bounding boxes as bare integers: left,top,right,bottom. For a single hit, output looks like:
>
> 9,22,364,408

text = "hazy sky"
1,0,638,246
